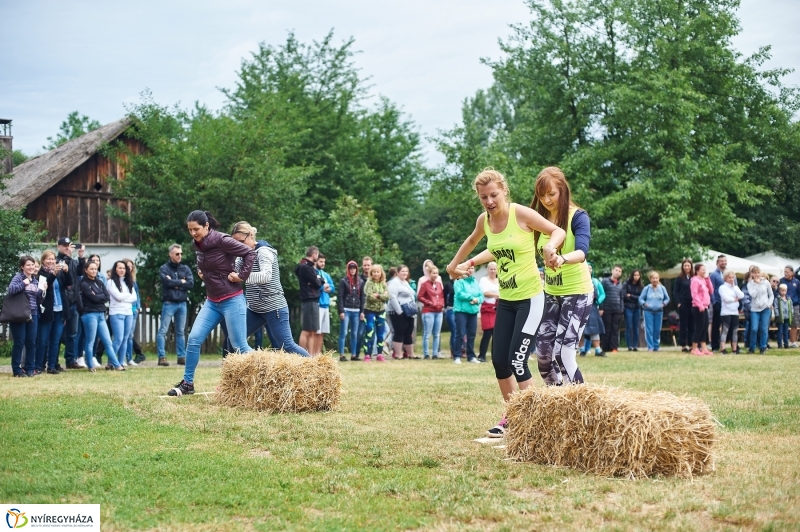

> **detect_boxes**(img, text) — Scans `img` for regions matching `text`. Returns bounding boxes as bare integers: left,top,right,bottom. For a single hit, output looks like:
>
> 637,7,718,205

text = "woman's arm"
661,285,670,306
447,214,487,279
553,210,590,268
220,235,256,280
515,204,566,266
387,280,403,314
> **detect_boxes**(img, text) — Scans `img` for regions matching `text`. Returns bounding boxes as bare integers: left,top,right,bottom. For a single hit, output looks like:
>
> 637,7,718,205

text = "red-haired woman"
672,259,695,352
530,167,593,385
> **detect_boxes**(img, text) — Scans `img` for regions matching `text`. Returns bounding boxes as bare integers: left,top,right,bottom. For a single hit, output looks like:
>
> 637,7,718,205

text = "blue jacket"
639,284,670,312
318,269,335,308
778,277,800,306
710,268,725,305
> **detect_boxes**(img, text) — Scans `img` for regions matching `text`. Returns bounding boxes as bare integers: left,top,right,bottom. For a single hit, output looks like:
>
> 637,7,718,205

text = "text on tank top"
483,204,543,301
537,207,592,296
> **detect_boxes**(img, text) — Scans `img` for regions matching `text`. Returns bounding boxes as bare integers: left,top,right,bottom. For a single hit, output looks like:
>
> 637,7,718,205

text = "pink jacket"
690,275,713,311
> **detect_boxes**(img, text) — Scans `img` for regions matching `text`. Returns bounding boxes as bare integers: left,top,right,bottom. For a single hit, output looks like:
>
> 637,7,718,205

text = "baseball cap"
57,237,72,246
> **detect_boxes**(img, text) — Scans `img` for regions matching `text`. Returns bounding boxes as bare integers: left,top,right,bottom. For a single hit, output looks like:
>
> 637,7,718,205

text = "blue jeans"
454,312,477,360
624,307,640,349
185,295,252,383
750,308,771,351
81,312,120,369
422,311,443,358
157,301,187,358
338,310,360,355
247,307,309,357
127,310,138,360
643,310,662,351
445,308,456,356
11,313,38,375
36,312,64,371
778,321,790,347
110,313,135,363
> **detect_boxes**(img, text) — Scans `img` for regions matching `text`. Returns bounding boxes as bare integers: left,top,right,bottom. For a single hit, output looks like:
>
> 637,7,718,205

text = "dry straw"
216,349,341,413
505,384,717,479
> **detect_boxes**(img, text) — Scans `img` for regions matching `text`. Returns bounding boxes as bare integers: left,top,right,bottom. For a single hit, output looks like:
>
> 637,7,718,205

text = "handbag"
401,302,418,317
0,291,32,323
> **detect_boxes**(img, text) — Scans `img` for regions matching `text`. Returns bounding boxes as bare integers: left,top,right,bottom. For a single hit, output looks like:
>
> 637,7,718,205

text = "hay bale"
216,349,341,413
505,384,717,479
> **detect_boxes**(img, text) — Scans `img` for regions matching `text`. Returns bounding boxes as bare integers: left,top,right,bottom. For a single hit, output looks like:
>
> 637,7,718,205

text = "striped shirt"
235,244,287,313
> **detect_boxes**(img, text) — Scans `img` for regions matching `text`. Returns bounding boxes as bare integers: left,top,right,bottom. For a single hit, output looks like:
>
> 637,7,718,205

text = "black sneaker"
158,358,170,366
46,368,60,374
747,349,755,354
167,380,194,396
350,355,360,361
339,355,348,362
579,351,587,357
134,354,146,364
721,348,729,355
594,350,607,357
177,357,186,365
487,418,507,438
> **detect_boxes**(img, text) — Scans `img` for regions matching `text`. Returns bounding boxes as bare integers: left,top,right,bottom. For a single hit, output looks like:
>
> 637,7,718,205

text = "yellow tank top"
483,204,543,301
537,207,592,296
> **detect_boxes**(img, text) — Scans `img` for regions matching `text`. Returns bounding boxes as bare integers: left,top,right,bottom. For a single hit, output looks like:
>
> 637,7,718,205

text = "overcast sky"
2,0,798,165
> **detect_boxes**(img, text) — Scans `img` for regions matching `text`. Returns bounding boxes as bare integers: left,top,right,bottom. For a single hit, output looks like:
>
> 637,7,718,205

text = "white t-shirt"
479,276,500,305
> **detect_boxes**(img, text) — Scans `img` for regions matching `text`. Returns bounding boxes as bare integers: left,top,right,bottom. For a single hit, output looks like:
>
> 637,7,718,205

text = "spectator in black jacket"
443,280,456,357
36,250,72,373
156,244,194,366
622,270,644,351
294,246,323,355
55,237,86,368
600,265,625,353
79,261,123,371
337,261,365,361
672,259,695,352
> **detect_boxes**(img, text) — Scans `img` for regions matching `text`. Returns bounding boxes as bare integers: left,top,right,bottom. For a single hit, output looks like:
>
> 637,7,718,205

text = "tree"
430,0,799,271
12,150,28,167
44,111,101,150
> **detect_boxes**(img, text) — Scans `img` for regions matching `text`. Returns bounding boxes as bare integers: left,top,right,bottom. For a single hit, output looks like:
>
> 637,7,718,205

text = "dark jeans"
454,311,478,360
778,321,790,347
624,307,640,348
601,309,623,352
677,303,694,347
445,308,456,356
711,301,722,350
223,307,310,357
479,328,493,359
62,304,79,364
11,314,38,375
36,312,64,371
692,306,709,344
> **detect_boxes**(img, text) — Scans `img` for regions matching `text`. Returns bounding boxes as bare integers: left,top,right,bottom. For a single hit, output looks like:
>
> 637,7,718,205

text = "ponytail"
186,210,220,230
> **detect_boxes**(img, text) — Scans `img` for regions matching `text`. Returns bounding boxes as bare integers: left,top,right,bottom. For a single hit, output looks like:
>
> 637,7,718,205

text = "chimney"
0,119,11,175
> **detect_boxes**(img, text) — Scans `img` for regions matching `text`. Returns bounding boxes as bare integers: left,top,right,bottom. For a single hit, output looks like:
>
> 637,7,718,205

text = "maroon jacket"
418,280,444,313
194,228,255,302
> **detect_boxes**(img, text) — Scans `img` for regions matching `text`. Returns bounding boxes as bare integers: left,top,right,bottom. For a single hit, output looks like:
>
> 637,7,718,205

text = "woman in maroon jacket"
167,210,256,396
418,266,444,359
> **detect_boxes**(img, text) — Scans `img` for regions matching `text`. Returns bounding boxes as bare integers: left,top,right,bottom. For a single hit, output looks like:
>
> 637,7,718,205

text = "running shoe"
453,357,462,364
468,357,481,364
167,380,194,396
376,354,385,362
691,348,703,356
364,355,372,362
339,355,348,362
702,348,713,356
487,417,507,438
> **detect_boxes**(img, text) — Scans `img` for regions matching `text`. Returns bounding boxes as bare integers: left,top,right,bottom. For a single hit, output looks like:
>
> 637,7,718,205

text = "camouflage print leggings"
535,292,593,385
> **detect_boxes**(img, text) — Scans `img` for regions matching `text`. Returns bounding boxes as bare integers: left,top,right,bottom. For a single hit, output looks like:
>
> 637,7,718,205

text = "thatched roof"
0,117,131,210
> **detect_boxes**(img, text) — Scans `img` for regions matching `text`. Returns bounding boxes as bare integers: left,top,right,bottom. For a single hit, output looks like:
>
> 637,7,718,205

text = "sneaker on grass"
453,357,462,364
167,380,194,396
158,357,169,366
487,417,507,438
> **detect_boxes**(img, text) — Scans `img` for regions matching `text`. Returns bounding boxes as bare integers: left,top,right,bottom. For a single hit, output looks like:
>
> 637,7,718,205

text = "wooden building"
0,118,141,251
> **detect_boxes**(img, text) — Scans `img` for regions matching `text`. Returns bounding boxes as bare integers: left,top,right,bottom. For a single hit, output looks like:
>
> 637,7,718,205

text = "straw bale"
505,384,717,479
216,350,341,413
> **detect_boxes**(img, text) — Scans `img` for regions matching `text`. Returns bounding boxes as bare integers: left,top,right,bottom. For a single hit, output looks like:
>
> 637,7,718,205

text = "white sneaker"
122,360,128,367
453,358,462,364
128,360,138,367
791,343,798,348
91,357,100,369
76,356,87,368
468,358,481,364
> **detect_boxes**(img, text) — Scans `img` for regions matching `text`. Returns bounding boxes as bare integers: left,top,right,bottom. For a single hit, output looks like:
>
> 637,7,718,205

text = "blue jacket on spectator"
710,267,725,305
778,276,800,306
318,268,335,308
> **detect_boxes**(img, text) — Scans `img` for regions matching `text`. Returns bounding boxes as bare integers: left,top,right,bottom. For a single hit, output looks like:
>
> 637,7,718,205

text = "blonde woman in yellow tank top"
447,168,566,438
531,167,593,387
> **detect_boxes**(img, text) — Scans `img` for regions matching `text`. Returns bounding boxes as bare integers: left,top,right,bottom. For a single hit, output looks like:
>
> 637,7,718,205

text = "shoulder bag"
0,291,32,323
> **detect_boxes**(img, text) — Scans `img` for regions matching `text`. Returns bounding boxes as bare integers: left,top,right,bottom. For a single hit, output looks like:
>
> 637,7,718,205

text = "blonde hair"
369,264,386,283
473,168,510,199
41,250,56,263
429,266,439,277
231,221,257,238
648,271,660,280
723,270,736,281
750,265,761,275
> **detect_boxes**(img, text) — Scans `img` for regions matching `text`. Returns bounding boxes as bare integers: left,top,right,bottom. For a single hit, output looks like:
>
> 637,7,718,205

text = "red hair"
530,166,578,250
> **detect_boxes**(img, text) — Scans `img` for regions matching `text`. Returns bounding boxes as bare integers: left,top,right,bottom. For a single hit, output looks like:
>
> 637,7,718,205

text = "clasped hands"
446,246,560,280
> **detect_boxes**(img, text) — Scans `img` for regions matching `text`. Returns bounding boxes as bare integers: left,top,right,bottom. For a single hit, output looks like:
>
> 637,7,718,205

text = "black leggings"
389,313,414,345
479,329,493,359
692,307,709,344
492,293,545,381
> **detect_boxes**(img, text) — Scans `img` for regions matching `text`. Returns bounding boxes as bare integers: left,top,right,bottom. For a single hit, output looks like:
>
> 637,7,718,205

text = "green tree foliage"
44,111,101,150
111,32,423,310
426,0,800,271
12,150,28,167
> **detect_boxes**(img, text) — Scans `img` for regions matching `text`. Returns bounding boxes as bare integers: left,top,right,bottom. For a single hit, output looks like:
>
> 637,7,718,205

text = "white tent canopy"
660,249,782,279
743,252,800,273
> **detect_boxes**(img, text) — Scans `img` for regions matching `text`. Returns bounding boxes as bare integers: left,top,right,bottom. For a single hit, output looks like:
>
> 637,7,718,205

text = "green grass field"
2,347,799,531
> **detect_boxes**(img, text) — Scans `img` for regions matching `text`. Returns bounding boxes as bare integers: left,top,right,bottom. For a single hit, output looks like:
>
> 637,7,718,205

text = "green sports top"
537,207,592,296
483,204,543,301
